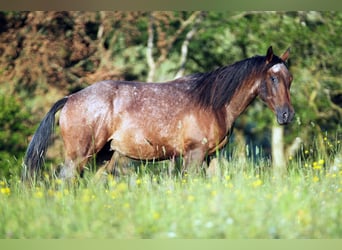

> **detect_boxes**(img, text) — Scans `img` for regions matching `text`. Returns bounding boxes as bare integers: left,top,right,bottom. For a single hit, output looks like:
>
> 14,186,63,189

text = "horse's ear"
266,46,273,64
281,47,290,62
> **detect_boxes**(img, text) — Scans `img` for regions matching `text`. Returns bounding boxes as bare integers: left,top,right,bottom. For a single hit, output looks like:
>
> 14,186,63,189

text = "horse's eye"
270,76,278,84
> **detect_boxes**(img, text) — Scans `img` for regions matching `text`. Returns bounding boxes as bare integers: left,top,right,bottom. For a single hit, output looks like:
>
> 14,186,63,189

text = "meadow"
0,137,341,239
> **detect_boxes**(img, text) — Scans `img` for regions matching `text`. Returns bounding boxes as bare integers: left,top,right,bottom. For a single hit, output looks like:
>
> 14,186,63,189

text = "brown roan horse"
23,46,294,180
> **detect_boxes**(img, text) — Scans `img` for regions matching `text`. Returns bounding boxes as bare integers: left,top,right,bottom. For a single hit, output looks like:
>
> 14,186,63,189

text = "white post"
272,124,286,178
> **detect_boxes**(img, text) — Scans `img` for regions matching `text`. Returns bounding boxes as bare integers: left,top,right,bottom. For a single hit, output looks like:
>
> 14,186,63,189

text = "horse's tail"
22,97,69,181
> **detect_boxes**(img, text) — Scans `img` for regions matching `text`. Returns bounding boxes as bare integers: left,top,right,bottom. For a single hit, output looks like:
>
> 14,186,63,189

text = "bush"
0,93,33,178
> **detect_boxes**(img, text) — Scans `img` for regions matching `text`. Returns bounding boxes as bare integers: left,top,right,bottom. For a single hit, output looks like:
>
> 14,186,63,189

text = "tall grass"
0,138,341,238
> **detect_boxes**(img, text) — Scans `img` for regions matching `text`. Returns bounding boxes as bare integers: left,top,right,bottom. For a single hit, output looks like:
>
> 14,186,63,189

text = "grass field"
0,138,341,239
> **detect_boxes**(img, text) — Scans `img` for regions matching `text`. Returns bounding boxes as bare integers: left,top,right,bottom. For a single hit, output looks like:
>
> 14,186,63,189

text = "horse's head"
259,46,295,125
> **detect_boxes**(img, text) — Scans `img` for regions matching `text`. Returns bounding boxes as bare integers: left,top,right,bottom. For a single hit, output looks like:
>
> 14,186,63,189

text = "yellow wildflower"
187,195,195,202
313,176,319,182
55,191,63,199
82,193,95,202
252,179,263,188
117,182,128,192
48,189,55,197
225,182,234,189
43,172,49,180
153,211,160,220
107,176,116,188
313,161,322,170
0,187,10,196
55,178,63,185
34,190,44,198
110,191,117,200
81,189,96,202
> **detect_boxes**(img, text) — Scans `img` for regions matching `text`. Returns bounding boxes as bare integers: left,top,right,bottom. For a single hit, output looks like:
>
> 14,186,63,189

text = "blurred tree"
145,11,205,81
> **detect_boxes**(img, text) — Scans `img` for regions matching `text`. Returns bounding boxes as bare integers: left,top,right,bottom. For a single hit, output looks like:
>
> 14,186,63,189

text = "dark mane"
184,55,284,110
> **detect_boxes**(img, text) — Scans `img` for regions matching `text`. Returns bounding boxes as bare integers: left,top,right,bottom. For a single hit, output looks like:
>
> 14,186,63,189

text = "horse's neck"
223,79,261,130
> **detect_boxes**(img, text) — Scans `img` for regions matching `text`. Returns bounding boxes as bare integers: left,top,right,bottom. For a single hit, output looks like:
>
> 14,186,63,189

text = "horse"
22,46,294,180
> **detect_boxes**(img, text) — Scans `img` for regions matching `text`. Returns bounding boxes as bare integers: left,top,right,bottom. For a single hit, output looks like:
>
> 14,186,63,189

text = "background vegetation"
0,11,341,178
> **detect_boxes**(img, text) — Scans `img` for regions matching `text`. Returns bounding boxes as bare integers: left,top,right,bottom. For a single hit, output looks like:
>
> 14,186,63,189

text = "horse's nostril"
283,112,288,121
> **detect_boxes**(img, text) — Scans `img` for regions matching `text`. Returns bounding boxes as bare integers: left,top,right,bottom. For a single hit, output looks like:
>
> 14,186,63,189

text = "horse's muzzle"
276,105,295,125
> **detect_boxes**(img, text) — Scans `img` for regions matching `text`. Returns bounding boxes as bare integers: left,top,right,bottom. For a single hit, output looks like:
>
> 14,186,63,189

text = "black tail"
22,97,68,180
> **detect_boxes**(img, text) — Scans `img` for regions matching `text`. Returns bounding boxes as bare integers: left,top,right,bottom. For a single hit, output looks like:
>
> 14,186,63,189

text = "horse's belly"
109,130,180,160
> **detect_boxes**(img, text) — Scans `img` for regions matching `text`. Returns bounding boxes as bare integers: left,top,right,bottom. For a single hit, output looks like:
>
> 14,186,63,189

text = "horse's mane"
183,55,284,110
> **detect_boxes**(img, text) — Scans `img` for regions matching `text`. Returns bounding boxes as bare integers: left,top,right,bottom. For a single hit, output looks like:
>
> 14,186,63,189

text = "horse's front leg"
182,147,207,176
95,150,132,180
95,150,118,180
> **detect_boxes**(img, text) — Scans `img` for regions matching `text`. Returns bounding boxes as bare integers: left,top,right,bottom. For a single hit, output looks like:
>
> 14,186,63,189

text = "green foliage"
0,93,33,178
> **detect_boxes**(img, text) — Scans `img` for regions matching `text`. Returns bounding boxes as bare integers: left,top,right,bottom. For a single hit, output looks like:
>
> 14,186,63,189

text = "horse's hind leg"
58,133,98,180
58,141,89,180
59,158,78,180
